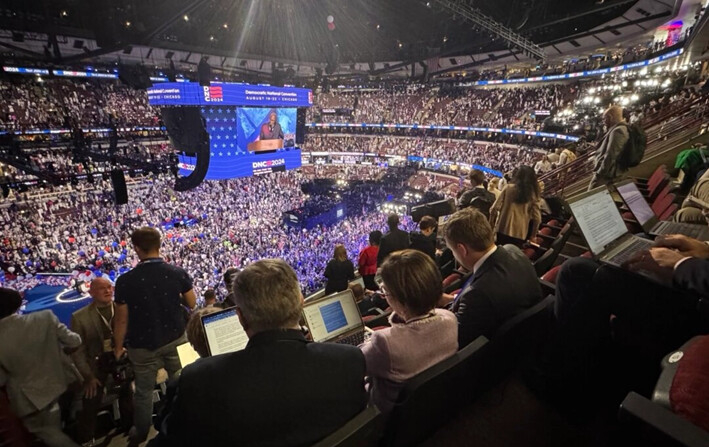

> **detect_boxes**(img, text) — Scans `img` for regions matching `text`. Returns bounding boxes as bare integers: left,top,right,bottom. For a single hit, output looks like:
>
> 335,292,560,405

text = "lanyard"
138,257,164,266
96,304,114,335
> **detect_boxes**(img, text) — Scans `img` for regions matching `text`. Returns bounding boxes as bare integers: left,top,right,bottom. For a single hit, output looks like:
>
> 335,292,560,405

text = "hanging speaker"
296,108,307,145
161,107,210,191
111,169,128,204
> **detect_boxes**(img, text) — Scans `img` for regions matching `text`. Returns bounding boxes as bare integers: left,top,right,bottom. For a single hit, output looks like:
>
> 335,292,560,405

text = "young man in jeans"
113,227,196,446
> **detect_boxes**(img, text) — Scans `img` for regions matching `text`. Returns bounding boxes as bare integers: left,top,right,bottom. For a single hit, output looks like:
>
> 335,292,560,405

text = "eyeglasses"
377,283,389,297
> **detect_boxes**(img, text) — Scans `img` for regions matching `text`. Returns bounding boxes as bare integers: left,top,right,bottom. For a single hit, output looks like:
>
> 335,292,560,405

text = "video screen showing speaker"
177,106,302,180
237,107,297,153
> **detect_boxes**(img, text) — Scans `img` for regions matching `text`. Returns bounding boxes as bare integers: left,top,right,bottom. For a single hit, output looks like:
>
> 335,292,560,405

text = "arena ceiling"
2,0,648,64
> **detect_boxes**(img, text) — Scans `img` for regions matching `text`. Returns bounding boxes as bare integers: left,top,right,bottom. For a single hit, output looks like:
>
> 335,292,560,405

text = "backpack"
617,123,647,170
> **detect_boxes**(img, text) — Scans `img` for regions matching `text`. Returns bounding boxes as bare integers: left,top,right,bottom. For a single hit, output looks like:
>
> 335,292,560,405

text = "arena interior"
1,0,709,446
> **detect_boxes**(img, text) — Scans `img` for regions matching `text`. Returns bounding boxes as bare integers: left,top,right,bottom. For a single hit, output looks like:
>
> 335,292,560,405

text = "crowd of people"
308,84,578,132
305,134,544,175
0,170,424,298
0,77,159,132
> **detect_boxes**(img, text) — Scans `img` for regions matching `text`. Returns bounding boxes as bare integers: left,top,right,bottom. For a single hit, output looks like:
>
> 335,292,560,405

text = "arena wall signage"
462,48,683,86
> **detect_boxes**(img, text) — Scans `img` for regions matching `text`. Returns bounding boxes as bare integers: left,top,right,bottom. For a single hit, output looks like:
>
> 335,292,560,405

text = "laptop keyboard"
608,238,654,265
656,221,709,240
335,331,365,346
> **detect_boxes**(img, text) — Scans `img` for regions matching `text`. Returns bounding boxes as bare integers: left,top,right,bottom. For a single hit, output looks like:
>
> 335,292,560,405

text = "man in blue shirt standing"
113,227,196,446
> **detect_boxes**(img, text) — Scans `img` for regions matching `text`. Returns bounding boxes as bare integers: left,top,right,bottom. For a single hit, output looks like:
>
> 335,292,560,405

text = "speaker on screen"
111,169,128,204
161,107,210,191
296,108,307,145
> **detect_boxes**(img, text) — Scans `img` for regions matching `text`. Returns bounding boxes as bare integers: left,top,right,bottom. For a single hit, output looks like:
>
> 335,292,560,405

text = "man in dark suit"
377,213,410,266
156,259,368,447
70,278,133,443
259,111,285,140
440,208,542,348
552,234,709,364
457,169,496,218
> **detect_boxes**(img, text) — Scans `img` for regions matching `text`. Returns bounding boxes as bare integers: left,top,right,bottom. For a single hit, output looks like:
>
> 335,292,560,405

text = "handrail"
539,96,708,197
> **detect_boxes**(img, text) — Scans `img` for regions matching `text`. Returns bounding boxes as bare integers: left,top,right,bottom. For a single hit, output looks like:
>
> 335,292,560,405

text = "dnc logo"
203,86,224,102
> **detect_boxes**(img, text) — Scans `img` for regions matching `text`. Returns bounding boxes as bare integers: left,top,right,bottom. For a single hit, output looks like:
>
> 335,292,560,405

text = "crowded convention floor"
2,1,709,447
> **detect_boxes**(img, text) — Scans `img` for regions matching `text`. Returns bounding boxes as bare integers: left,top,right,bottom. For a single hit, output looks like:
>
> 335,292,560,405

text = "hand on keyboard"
654,234,709,259
623,248,677,282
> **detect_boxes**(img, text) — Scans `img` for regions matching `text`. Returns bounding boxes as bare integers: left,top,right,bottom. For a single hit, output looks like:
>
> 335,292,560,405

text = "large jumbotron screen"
147,82,310,179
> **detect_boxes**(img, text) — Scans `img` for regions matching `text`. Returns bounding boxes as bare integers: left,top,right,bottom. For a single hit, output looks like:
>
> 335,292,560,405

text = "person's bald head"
89,277,113,306
603,105,624,128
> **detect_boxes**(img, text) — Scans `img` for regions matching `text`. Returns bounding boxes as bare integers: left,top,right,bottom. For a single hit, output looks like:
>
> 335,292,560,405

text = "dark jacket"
377,228,410,266
324,259,355,295
409,232,436,261
452,245,542,347
674,258,709,297
458,187,496,217
158,330,368,447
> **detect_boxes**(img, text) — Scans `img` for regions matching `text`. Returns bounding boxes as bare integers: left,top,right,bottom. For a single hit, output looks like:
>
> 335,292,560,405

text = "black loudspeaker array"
198,58,212,86
111,169,128,204
410,199,456,223
118,64,152,89
296,108,307,145
161,107,211,191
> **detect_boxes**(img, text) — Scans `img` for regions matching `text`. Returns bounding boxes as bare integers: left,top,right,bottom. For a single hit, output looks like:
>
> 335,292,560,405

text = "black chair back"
533,218,575,277
619,392,709,447
311,405,384,447
380,336,489,447
484,295,555,386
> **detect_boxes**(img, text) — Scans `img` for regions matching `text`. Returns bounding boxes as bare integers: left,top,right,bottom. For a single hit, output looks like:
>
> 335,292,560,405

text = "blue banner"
147,82,313,107
464,48,683,86
2,66,50,75
408,155,504,177
178,149,302,180
52,70,118,79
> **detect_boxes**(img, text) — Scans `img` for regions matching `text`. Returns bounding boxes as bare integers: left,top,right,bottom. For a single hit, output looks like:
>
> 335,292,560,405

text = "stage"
22,284,92,326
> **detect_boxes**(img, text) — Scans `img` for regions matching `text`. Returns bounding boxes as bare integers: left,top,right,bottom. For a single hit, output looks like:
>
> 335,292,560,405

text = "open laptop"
615,180,709,241
567,186,654,268
348,276,365,290
200,306,249,356
302,289,370,346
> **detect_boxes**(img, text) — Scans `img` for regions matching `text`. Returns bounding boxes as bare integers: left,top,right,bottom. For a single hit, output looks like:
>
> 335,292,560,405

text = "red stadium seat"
659,203,679,221
541,265,562,284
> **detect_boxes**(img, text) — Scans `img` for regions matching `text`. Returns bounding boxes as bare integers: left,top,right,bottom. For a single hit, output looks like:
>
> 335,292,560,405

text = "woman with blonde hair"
324,244,355,295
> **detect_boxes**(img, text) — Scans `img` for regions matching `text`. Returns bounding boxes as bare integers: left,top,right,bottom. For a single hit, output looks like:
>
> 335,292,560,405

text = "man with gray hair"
589,105,630,190
156,259,367,447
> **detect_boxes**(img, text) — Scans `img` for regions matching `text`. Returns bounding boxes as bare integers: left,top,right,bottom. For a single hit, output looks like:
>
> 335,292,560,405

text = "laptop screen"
201,307,249,356
568,187,628,255
616,181,655,226
177,342,200,368
303,290,362,342
348,277,365,290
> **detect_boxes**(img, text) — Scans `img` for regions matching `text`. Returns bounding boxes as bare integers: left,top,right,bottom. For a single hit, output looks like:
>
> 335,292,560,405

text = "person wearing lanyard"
113,227,196,447
70,277,133,445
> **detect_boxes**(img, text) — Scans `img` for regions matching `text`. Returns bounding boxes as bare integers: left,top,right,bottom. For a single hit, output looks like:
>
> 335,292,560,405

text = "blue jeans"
127,334,186,442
